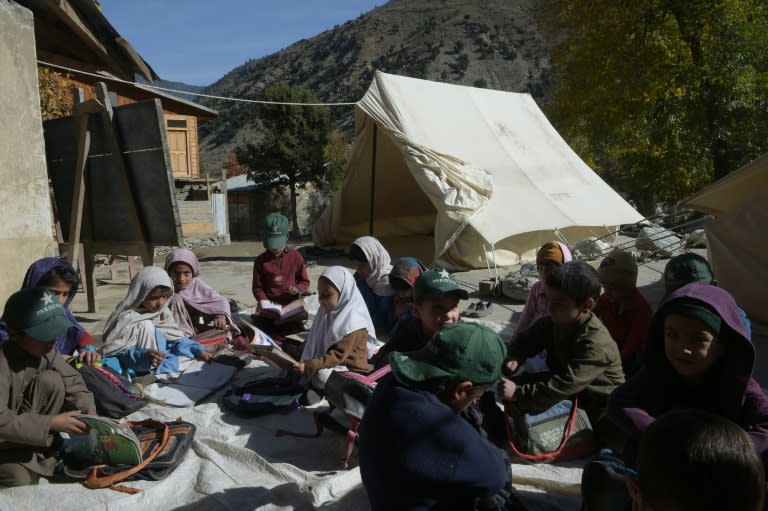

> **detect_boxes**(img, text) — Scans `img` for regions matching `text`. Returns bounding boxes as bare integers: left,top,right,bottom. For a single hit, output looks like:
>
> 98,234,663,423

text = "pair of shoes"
462,301,493,318
473,301,493,318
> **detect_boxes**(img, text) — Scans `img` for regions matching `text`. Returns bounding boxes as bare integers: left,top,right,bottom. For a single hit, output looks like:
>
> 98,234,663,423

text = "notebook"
63,415,142,467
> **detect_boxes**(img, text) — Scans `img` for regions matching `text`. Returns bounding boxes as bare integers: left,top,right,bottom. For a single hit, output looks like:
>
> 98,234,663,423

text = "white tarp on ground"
314,71,643,270
681,152,768,326
0,360,582,511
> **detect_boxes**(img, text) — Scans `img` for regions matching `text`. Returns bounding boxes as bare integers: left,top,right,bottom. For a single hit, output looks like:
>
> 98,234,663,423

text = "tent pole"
369,124,378,236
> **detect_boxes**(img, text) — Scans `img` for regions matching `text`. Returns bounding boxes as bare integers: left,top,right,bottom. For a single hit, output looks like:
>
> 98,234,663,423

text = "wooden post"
66,88,103,267
67,88,105,312
368,123,378,236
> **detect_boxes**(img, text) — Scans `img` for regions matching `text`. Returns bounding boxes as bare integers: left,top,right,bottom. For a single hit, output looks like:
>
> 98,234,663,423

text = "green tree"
540,0,768,212
322,131,351,192
235,85,331,234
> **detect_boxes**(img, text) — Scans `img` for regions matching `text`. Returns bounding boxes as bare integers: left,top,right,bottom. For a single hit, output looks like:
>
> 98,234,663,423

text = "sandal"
473,302,493,318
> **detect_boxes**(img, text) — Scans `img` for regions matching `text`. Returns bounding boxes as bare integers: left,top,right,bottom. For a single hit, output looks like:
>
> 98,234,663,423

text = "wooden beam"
43,0,131,80
45,0,107,56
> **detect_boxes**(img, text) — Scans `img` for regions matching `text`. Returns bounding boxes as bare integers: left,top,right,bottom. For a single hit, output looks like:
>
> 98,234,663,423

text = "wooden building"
14,0,222,239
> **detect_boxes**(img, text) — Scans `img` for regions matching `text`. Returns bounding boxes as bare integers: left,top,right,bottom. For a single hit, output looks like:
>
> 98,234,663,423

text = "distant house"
13,0,223,240
226,174,329,240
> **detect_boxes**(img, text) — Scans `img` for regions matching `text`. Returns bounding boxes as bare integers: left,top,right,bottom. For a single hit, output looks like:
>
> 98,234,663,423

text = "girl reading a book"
291,266,379,389
100,266,212,377
164,248,240,337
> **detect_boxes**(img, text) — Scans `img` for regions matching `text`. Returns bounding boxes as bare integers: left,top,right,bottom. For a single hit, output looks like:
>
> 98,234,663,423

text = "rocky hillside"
199,0,550,173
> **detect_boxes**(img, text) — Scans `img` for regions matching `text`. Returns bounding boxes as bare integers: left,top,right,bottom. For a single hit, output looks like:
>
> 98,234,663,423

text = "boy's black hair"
348,243,367,263
637,409,764,511
37,265,79,289
545,261,601,304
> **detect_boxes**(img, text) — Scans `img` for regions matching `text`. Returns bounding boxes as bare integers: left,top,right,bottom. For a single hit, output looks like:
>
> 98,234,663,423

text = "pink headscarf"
164,248,239,334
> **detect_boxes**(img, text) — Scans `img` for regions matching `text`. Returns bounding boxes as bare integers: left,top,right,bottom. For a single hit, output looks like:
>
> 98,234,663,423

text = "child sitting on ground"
291,266,377,389
387,256,426,329
607,283,768,468
0,288,96,487
348,236,395,332
594,250,652,372
251,212,310,326
164,248,240,337
497,261,625,448
100,266,212,377
21,257,99,365
512,241,572,372
627,409,765,511
372,268,468,369
664,252,751,337
359,323,522,511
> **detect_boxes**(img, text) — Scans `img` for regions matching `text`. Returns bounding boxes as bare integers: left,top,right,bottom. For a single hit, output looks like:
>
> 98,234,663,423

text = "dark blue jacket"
359,374,507,511
354,272,394,331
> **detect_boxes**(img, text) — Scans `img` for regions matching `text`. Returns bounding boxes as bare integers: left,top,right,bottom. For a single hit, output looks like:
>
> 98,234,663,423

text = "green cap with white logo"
2,288,73,343
264,212,289,250
413,269,469,302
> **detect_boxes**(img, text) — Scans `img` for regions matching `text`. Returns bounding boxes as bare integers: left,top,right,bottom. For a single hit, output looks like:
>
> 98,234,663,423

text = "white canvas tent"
314,71,644,270
681,152,768,326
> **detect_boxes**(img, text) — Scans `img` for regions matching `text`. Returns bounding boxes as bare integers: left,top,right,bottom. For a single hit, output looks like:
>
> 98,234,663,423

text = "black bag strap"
503,396,581,463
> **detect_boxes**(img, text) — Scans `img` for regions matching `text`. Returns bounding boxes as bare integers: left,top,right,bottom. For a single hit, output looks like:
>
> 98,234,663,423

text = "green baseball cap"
413,269,469,302
2,288,73,343
264,212,289,250
391,322,506,385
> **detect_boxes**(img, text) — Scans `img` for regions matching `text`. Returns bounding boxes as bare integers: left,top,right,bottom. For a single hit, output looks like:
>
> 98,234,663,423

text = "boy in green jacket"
0,288,96,487
498,261,625,447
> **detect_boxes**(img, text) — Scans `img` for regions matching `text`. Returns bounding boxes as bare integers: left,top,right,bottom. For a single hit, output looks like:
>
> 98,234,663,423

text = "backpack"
61,418,196,494
222,377,303,417
276,365,392,468
75,363,147,418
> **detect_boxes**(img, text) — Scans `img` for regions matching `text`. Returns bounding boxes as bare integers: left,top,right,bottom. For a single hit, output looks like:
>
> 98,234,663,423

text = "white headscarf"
301,266,378,361
352,236,394,296
101,266,187,356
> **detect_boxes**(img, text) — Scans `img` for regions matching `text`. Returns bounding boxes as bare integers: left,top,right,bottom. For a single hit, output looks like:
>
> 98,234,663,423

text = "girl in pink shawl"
513,241,572,372
164,248,240,337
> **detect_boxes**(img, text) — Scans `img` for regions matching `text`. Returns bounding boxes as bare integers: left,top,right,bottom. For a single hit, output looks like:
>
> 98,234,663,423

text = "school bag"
504,397,596,463
276,365,392,468
73,361,147,418
61,417,196,494
222,376,303,417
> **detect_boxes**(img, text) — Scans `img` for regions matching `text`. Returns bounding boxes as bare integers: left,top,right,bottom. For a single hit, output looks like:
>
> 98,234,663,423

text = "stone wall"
0,1,56,303
228,184,330,240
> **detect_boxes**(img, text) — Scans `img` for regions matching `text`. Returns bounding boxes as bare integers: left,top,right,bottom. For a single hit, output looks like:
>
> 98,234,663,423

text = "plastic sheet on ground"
0,359,584,511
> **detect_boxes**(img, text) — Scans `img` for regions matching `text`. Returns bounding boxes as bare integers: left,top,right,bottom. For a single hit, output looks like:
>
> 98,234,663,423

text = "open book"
236,318,299,369
63,415,142,467
143,360,240,407
258,299,305,321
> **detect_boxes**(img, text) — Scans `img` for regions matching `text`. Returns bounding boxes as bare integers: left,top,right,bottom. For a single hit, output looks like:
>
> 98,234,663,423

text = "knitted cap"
598,250,638,289
536,242,565,266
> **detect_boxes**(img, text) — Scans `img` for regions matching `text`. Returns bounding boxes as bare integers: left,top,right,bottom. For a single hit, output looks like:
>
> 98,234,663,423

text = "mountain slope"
199,0,549,172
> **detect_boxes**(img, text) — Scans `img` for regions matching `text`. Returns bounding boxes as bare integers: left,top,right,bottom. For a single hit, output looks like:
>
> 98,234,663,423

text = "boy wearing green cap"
0,288,96,487
359,323,520,511
372,268,468,369
251,212,310,325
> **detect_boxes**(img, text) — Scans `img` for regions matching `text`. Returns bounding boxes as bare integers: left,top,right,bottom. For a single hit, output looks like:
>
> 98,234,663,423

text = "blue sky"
100,1,383,86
